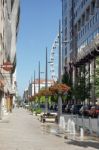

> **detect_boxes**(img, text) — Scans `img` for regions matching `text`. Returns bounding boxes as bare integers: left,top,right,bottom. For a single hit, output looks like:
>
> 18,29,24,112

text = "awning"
76,35,99,64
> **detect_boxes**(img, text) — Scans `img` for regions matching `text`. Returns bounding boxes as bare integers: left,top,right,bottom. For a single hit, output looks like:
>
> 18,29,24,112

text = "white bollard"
80,128,84,141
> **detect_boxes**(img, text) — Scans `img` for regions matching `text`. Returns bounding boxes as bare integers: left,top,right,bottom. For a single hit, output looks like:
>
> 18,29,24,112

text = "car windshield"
96,105,99,110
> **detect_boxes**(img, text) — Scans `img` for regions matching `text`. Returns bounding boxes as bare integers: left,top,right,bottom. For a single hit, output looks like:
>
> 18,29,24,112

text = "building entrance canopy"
76,35,99,65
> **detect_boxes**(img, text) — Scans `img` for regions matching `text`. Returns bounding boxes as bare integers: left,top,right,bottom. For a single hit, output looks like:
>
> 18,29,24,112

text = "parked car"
70,104,83,114
53,104,58,111
95,105,99,116
79,105,92,116
62,104,66,113
65,104,72,113
89,105,99,117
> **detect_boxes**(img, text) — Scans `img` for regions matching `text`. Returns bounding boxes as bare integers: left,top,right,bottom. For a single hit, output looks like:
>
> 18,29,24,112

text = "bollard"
81,115,85,131
89,117,93,135
97,115,99,137
76,114,78,131
80,128,84,141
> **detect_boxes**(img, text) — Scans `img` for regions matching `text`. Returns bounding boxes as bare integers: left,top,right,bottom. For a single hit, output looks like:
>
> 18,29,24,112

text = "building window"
82,13,85,26
65,27,67,37
65,57,67,65
65,17,67,26
65,47,67,56
91,1,95,15
95,0,99,8
95,13,98,22
78,19,81,31
86,6,90,21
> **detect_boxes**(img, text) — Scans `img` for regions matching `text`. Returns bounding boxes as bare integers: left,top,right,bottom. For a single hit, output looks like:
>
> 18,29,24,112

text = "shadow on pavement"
65,140,99,149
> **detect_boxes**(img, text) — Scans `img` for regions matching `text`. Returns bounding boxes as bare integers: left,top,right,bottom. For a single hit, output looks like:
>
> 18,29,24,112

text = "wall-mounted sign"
2,61,13,71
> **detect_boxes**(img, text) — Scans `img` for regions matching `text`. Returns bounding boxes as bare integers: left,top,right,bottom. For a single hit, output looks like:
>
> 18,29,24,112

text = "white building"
0,0,20,118
28,79,54,97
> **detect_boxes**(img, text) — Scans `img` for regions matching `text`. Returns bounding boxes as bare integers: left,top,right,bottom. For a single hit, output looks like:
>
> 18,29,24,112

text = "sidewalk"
0,108,98,150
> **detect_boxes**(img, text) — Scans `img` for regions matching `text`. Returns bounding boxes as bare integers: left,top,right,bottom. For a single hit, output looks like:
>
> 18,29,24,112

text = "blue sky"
17,0,62,96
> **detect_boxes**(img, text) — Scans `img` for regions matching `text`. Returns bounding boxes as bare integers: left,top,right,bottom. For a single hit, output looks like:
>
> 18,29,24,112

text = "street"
0,108,98,150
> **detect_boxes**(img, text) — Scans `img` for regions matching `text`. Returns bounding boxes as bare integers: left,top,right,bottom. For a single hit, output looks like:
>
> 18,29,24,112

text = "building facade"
62,0,99,104
24,79,54,102
0,0,20,118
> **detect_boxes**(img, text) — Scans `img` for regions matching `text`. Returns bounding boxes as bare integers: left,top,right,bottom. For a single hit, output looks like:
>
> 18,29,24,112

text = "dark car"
89,105,99,117
71,104,83,114
65,104,72,113
62,104,66,113
53,104,58,111
79,105,92,116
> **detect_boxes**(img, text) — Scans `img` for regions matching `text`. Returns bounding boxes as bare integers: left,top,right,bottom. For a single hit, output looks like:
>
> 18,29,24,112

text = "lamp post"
45,47,48,113
38,61,40,92
58,20,62,121
34,70,36,95
38,61,44,106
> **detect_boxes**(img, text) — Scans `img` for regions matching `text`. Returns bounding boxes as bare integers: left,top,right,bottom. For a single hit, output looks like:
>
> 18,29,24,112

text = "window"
95,0,99,8
91,1,95,15
65,57,67,65
65,27,67,37
11,0,14,11
82,13,85,26
65,47,67,55
65,17,67,26
78,19,81,31
85,24,87,33
93,16,95,24
70,41,73,50
82,28,84,35
95,13,98,22
90,19,92,27
86,6,90,21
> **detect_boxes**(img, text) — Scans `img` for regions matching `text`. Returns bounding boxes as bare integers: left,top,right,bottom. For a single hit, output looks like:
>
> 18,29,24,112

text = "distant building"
23,89,29,103
27,79,54,98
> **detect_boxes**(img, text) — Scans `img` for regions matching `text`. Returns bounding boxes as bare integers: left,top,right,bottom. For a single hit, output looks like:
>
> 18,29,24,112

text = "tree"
95,56,99,99
62,67,72,101
73,65,91,103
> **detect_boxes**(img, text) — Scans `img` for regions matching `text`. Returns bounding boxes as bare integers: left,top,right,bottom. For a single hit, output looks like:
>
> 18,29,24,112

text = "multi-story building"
62,0,99,104
25,79,54,101
0,0,20,118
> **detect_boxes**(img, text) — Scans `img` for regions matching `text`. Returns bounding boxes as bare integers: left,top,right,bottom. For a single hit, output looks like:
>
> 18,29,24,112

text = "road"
0,108,98,150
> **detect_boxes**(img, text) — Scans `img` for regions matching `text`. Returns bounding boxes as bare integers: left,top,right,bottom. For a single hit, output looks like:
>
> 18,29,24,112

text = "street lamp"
34,70,36,95
38,61,44,106
45,47,48,113
38,61,44,92
57,20,62,121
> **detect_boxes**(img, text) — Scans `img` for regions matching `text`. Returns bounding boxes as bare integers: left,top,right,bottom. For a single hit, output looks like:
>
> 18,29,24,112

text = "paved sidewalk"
0,108,98,150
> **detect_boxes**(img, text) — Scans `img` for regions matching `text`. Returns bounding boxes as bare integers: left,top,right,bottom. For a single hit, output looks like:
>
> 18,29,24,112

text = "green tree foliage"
95,57,99,98
73,65,90,102
50,95,58,103
62,67,72,101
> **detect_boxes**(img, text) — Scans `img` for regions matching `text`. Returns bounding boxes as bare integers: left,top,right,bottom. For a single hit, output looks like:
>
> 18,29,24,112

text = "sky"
17,0,62,96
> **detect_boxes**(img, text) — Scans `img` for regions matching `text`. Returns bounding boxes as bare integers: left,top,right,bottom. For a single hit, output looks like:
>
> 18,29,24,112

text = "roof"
32,79,54,84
